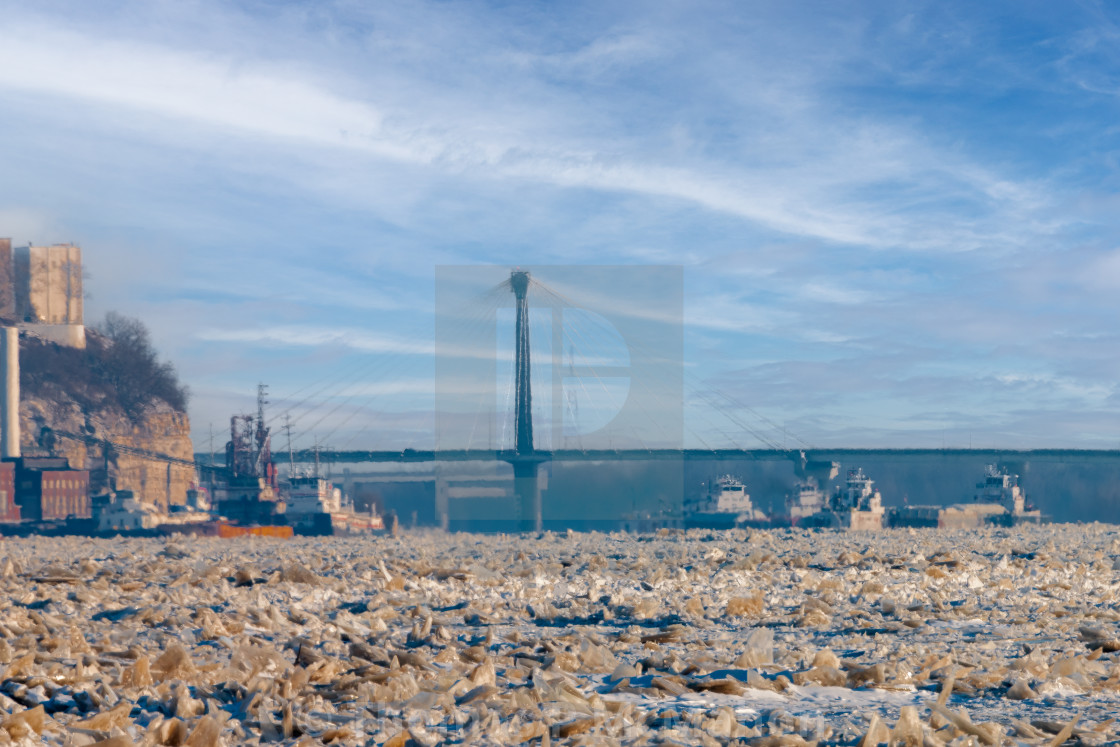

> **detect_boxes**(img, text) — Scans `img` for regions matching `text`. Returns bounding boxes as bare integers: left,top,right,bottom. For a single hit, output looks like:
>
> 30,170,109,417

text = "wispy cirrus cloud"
0,7,1063,256
196,325,432,355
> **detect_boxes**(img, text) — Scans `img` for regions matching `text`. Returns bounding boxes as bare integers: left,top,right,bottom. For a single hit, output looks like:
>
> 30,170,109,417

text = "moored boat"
813,468,885,530
284,472,384,536
684,475,768,529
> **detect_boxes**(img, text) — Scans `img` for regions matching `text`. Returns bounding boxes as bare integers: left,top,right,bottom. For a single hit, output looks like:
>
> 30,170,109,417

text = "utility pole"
283,415,295,476
207,423,215,504
256,383,269,461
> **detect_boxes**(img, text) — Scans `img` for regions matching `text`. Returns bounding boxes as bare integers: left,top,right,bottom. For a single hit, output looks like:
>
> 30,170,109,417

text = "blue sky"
1,0,1119,450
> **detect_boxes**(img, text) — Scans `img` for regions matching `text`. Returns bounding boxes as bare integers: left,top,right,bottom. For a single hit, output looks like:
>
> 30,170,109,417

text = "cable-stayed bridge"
232,267,816,531
209,268,1116,530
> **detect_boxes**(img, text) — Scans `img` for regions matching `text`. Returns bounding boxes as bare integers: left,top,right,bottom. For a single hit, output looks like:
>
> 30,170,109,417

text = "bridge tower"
507,270,546,532
511,271,533,454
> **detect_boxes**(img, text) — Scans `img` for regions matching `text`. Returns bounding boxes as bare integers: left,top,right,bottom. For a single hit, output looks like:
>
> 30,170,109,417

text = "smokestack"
0,327,18,458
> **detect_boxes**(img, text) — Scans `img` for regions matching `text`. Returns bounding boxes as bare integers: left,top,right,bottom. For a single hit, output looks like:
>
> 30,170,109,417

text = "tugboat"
972,464,1044,525
684,475,768,529
284,471,384,536
784,477,828,525
975,465,1028,512
816,468,885,530
889,465,1044,529
937,464,1043,527
210,394,288,532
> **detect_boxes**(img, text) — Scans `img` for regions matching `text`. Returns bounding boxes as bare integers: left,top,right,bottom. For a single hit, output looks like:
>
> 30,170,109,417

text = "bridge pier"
513,460,540,533
435,475,450,530
508,455,549,532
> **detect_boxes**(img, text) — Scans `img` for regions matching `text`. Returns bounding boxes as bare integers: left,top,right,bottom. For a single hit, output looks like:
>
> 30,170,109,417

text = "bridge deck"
194,447,1120,467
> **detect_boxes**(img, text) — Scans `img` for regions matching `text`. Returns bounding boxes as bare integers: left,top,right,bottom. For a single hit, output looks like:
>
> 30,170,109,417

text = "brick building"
11,457,90,522
0,461,17,522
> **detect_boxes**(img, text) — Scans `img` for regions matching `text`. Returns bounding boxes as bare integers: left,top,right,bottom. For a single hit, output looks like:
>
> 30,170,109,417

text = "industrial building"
11,456,90,522
0,289,91,524
0,238,85,348
0,461,17,522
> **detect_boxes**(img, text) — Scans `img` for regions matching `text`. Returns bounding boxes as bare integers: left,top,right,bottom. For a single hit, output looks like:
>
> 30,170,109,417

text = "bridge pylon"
505,269,545,532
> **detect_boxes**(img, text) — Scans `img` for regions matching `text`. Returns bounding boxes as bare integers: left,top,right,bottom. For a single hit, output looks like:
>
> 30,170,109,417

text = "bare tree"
93,312,189,417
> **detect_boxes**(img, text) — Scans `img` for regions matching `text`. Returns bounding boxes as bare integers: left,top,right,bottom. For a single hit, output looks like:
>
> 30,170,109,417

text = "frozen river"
0,524,1117,744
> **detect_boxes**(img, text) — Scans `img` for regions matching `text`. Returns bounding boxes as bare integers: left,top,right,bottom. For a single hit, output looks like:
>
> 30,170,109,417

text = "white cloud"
797,282,872,306
0,11,1061,256
196,325,432,355
0,28,407,159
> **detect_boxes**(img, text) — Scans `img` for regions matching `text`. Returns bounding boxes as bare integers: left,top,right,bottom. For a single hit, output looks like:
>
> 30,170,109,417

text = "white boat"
974,464,1028,513
684,475,768,529
937,465,1043,528
286,474,342,515
785,477,827,524
822,468,885,530
890,465,1045,528
93,489,213,534
285,473,384,535
95,491,163,532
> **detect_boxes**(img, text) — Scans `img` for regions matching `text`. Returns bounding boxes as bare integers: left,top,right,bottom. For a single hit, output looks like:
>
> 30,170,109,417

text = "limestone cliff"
17,326,194,508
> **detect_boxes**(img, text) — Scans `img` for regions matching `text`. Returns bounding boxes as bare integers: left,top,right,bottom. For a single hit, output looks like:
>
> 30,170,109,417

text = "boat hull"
683,512,769,530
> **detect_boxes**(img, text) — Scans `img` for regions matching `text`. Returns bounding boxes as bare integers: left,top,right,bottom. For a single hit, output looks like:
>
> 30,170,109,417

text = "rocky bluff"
17,316,194,508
